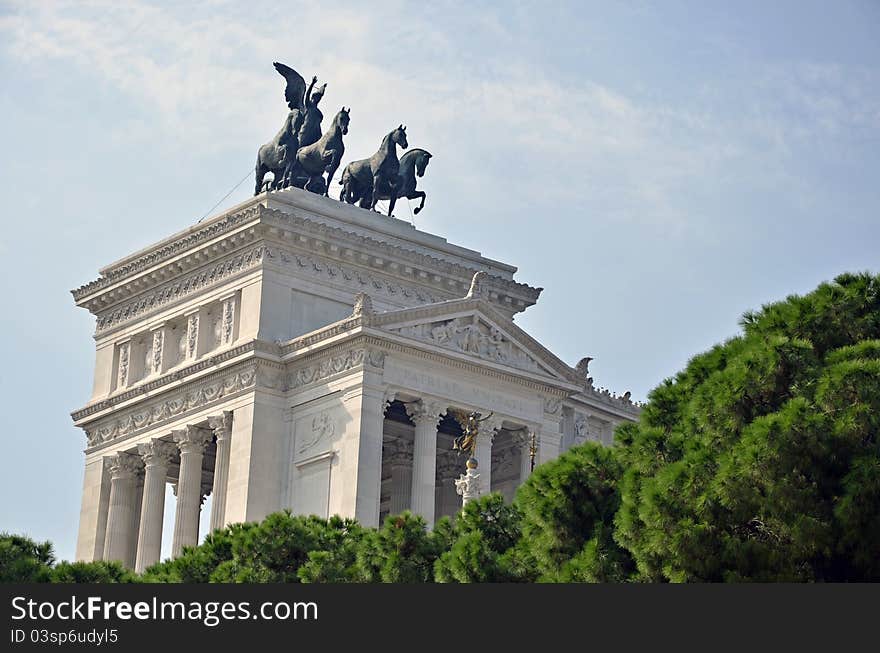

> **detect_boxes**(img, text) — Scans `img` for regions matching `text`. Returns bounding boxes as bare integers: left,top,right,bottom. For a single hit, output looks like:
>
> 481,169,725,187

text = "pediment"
373,299,582,385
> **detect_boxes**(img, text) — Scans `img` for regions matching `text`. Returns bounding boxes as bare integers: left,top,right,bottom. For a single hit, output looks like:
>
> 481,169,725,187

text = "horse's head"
415,150,432,177
335,107,350,135
391,124,408,150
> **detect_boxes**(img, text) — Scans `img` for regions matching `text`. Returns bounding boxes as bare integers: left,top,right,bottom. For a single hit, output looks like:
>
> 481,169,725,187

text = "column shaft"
389,465,412,515
125,478,144,570
135,440,175,573
171,427,211,558
103,453,141,566
519,434,533,485
208,411,233,532
408,400,443,527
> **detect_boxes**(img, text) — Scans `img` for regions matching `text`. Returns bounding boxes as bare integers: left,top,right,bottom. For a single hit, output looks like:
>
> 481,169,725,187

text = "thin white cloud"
2,0,875,233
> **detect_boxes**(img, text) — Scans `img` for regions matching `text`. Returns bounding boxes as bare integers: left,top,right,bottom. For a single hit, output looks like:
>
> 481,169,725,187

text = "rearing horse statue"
294,107,350,195
338,125,408,215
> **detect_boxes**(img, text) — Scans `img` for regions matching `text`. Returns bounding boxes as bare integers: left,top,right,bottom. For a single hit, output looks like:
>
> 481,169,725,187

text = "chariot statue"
255,62,329,194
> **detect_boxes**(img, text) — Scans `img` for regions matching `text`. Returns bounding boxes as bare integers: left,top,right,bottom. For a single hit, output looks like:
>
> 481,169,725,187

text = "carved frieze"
388,316,540,373
94,246,268,334
285,347,385,391
84,365,257,448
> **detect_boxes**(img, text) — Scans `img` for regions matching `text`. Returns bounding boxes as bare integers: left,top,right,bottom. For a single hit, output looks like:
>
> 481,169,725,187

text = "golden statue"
450,409,494,458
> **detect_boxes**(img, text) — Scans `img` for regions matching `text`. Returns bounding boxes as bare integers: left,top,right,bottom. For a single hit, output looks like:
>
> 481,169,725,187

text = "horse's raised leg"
411,190,426,214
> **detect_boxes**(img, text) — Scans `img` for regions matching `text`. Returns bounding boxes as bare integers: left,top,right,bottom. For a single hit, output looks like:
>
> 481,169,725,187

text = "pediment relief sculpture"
387,315,540,374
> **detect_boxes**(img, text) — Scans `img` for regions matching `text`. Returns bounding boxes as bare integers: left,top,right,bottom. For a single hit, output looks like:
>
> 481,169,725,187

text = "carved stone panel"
387,315,540,373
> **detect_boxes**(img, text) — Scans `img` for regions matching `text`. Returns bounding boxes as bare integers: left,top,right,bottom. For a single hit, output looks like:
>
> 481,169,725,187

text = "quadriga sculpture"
337,125,412,216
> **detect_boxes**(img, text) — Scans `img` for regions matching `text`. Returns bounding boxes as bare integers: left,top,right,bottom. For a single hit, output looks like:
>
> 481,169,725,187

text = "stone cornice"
72,205,263,302
567,388,642,419
257,207,540,306
73,202,542,326
93,245,268,335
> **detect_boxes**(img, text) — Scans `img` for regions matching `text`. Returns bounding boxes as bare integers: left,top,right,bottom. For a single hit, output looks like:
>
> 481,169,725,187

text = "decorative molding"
387,315,541,374
116,342,130,389
93,245,268,334
280,316,364,355
258,207,539,302
185,313,199,359
72,205,262,301
285,347,384,391
220,296,235,346
72,341,263,422
269,246,442,306
75,203,540,326
84,364,257,449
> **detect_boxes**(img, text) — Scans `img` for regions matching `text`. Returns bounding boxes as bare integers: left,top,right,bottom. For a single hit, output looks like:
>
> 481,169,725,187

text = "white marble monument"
70,188,640,569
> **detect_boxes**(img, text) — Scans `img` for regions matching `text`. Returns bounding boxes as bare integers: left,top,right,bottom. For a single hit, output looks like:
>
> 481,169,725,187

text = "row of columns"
102,411,233,572
397,396,538,527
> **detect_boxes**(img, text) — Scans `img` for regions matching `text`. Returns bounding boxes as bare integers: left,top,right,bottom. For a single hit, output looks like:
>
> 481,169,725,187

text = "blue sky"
1,0,877,561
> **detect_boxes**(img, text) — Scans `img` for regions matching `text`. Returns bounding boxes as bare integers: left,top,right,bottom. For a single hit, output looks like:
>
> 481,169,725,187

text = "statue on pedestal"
454,458,481,506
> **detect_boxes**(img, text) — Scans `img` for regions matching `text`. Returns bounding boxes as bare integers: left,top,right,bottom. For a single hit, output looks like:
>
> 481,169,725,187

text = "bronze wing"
272,61,307,112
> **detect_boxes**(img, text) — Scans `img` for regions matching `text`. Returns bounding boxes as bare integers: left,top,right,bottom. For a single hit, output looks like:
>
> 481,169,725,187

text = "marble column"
389,455,412,516
103,452,142,565
135,439,176,573
473,417,503,496
406,399,445,527
125,475,144,570
171,426,212,558
207,411,233,532
519,431,534,484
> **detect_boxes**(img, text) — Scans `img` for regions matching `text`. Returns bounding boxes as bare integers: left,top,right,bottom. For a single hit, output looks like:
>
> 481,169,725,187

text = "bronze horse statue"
337,125,410,215
254,109,299,195
293,107,350,195
376,148,432,215
255,62,325,194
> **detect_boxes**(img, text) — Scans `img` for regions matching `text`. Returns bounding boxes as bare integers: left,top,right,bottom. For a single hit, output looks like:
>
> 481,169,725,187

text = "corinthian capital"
137,439,177,468
405,398,447,427
107,451,142,479
207,411,233,441
481,416,505,442
172,425,212,455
